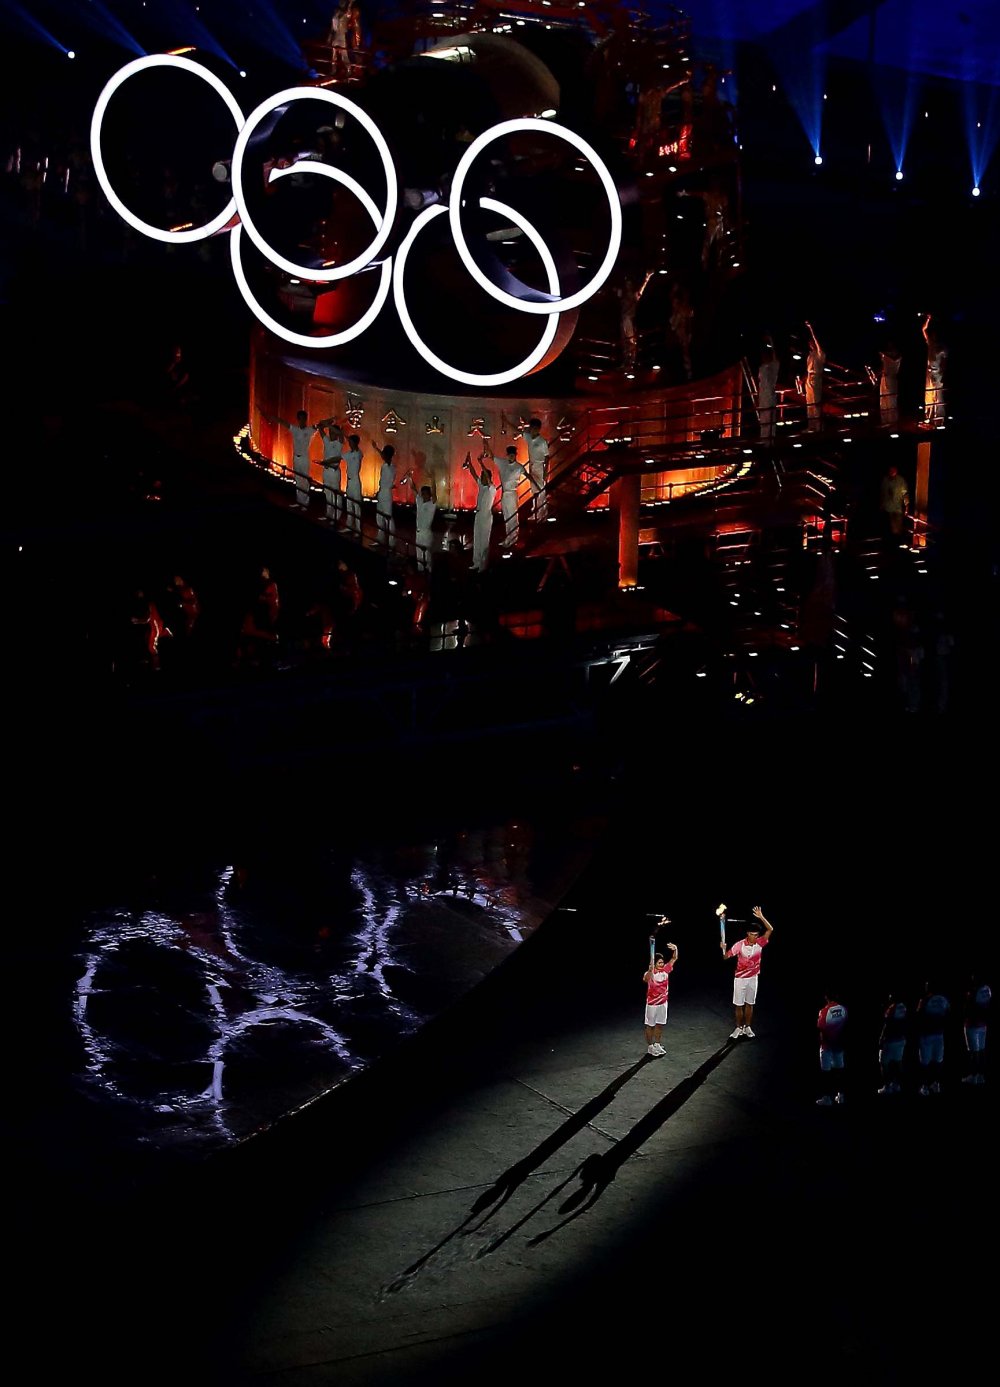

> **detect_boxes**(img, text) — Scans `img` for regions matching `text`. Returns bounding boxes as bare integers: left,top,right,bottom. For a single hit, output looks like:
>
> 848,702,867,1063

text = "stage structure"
92,1,747,570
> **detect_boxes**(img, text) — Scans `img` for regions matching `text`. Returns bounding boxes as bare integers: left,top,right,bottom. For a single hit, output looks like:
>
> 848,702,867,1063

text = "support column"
612,472,641,588
914,438,931,548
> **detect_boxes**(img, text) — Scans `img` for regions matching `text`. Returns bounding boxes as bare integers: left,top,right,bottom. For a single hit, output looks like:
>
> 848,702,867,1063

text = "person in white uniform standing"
522,417,550,522
371,439,397,551
402,473,438,571
265,408,320,509
878,342,902,426
342,433,363,537
490,445,530,550
805,322,826,432
464,452,497,573
922,315,946,426
319,418,345,525
757,336,779,443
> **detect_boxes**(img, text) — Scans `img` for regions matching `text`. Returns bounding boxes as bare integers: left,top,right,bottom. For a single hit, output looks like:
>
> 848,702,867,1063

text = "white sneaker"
742,1027,756,1039
730,1027,744,1040
834,1092,845,1105
930,1081,941,1094
816,1095,833,1106
975,1073,986,1085
962,1073,977,1085
647,1044,656,1056
918,1084,931,1097
652,1043,666,1057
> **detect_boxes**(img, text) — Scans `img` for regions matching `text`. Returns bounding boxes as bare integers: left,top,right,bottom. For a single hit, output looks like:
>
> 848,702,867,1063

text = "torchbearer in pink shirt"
721,905,773,1039
643,926,678,1058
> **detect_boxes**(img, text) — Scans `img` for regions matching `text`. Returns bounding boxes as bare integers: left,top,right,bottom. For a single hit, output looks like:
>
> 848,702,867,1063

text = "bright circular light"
67,50,76,60
448,118,621,315
230,86,397,282
895,170,903,180
814,154,823,165
973,186,981,197
229,179,393,348
239,69,247,78
90,54,244,243
393,201,559,386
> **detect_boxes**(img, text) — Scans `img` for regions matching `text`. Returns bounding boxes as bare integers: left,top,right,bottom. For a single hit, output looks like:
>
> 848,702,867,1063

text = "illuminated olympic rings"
90,54,623,385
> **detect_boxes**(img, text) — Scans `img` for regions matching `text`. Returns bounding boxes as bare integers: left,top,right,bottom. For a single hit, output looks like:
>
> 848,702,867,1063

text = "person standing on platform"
372,440,397,551
757,336,779,443
721,905,773,1039
402,474,438,571
464,452,497,573
916,982,950,1096
805,322,826,432
319,419,345,525
815,993,848,1106
922,315,947,426
879,463,910,540
878,994,908,1096
879,342,902,425
522,417,550,522
643,934,678,1058
961,977,990,1086
343,434,363,537
264,408,319,509
491,445,530,550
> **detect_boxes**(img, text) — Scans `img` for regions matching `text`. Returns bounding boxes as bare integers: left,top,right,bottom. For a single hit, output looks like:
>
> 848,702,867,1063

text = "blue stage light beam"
139,0,239,68
876,67,918,177
222,0,307,71
770,20,826,162
43,0,146,58
964,80,1000,194
0,0,71,54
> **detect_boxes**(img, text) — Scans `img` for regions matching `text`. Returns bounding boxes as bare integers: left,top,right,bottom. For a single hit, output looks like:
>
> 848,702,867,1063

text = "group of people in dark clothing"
814,979,991,1105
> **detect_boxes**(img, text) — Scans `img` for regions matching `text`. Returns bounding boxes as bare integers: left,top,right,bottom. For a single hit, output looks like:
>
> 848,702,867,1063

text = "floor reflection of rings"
70,824,580,1152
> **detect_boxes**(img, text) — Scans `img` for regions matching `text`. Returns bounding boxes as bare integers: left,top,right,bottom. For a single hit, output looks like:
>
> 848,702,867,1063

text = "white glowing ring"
448,118,622,315
393,199,559,388
230,222,393,349
90,54,244,244
230,87,397,282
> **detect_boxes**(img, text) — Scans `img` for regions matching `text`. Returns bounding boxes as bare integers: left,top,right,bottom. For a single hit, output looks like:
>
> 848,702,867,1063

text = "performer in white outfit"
342,433,363,537
319,419,345,524
878,344,902,425
757,337,779,443
265,408,320,508
464,453,498,573
522,418,550,522
922,315,946,425
490,445,530,549
805,321,826,432
371,439,397,550
402,474,438,570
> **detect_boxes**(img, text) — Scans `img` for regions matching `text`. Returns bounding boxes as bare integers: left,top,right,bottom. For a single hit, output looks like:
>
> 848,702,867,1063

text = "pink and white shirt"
727,936,769,978
646,961,674,1006
817,1001,847,1049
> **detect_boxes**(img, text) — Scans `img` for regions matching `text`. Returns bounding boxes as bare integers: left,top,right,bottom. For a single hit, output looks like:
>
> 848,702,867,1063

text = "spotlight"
239,69,247,78
67,50,76,59
973,186,981,197
814,155,823,166
540,108,557,118
895,170,903,180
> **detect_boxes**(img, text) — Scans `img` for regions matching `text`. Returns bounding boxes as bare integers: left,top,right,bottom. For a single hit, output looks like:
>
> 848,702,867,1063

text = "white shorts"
819,1047,845,1072
733,976,759,1007
918,1034,944,1066
645,1002,668,1027
965,1025,987,1053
